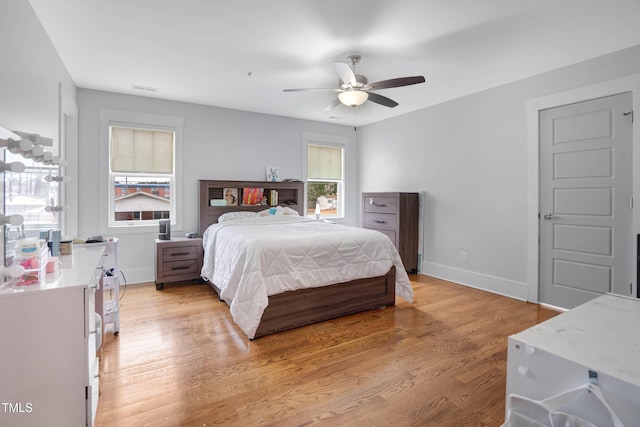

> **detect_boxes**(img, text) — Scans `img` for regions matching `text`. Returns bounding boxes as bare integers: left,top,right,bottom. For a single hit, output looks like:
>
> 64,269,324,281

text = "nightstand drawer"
364,212,397,230
161,259,199,277
363,196,397,214
162,245,199,261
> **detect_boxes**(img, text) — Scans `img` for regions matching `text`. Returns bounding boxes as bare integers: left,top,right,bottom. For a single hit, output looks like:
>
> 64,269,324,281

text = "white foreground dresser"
0,245,104,427
506,294,640,426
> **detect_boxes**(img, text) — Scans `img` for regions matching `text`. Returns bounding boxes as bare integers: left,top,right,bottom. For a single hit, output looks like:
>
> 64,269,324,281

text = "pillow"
218,211,257,223
279,206,300,216
257,206,300,216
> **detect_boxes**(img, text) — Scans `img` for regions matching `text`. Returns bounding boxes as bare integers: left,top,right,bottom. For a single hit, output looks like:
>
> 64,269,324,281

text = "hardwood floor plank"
95,275,558,426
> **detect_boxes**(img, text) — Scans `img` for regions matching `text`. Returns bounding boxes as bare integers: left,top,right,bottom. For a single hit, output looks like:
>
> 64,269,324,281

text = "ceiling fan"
283,55,425,111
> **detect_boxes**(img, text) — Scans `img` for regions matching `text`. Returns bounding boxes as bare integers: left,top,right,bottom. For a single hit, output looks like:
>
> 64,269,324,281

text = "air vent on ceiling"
131,84,159,93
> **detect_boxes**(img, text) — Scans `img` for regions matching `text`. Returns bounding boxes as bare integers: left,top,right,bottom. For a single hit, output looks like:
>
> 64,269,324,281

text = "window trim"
302,132,348,222
99,109,184,234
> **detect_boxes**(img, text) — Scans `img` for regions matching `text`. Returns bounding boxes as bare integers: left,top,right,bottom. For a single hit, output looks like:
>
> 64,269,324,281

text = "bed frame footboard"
208,267,396,339
253,266,396,338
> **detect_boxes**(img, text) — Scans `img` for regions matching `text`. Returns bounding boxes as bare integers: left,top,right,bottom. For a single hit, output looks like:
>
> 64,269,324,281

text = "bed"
198,180,414,339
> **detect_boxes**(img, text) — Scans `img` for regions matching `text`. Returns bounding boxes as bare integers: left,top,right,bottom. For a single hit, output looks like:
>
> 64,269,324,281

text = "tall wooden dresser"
362,192,419,273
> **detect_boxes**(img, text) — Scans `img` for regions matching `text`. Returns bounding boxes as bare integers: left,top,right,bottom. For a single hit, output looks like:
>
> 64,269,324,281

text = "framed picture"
223,188,238,206
266,166,280,182
242,187,264,205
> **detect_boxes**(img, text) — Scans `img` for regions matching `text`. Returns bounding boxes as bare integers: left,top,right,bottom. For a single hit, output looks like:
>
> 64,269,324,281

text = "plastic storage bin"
16,244,49,286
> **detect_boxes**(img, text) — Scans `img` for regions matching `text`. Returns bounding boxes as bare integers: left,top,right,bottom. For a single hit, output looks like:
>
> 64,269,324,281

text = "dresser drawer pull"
369,199,387,207
374,220,387,224
170,252,191,257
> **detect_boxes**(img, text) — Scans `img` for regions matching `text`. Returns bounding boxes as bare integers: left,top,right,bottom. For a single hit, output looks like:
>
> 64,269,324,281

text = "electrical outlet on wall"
460,251,468,263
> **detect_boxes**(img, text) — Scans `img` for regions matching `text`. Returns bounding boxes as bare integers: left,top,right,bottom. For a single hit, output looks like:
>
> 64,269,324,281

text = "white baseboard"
119,267,155,285
422,261,529,301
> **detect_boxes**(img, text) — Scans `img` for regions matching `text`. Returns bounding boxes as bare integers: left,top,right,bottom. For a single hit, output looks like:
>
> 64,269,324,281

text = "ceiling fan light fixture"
338,90,368,107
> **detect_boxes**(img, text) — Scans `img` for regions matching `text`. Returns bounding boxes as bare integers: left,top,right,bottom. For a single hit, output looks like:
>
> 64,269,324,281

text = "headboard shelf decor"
198,180,305,236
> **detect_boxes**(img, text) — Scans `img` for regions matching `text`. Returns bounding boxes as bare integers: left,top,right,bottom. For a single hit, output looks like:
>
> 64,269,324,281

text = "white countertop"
0,245,105,295
511,294,640,388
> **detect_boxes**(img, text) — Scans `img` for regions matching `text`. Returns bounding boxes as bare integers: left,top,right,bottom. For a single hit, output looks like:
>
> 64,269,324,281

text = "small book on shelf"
269,189,278,206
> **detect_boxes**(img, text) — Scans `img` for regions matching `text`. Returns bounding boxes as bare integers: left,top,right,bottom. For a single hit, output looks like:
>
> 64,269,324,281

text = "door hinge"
630,197,634,209
630,283,633,295
623,110,634,123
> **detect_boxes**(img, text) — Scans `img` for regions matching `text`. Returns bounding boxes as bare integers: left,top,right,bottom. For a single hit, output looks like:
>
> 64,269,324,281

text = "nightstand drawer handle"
170,252,191,257
171,266,191,271
374,220,387,224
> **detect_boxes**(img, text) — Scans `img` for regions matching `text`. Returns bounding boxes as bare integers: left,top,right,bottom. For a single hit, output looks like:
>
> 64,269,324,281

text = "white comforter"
201,216,414,338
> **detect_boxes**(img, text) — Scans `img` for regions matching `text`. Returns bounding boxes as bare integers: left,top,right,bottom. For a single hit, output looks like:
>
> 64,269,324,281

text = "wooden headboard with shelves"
198,180,305,236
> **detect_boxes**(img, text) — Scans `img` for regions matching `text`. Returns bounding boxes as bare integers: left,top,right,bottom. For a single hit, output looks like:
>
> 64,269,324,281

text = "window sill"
106,223,183,235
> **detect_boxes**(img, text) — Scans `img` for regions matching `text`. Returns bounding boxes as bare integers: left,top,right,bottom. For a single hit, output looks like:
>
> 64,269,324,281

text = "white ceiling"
28,0,640,126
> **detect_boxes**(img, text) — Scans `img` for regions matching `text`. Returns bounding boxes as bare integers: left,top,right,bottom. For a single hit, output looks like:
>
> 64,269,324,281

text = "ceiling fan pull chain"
353,106,358,131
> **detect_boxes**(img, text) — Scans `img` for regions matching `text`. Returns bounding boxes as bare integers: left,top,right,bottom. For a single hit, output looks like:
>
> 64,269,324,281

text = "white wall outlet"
460,251,468,263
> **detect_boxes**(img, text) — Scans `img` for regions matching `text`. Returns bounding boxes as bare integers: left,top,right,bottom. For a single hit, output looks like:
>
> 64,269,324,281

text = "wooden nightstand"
154,237,204,290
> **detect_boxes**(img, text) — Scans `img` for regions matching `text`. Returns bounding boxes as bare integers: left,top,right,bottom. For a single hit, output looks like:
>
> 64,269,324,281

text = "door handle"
543,214,557,220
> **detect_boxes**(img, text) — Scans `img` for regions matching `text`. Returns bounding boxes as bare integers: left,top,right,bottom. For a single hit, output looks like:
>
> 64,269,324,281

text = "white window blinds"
307,144,342,180
110,127,174,174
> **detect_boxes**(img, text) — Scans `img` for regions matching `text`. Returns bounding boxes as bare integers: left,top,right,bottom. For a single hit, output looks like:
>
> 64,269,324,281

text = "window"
306,142,344,219
100,110,183,233
109,126,175,227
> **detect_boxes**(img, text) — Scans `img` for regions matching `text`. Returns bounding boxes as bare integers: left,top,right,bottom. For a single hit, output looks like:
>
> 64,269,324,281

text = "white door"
539,92,633,309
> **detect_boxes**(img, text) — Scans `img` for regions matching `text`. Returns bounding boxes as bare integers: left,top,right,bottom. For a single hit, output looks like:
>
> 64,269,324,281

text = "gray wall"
359,44,640,299
77,90,358,282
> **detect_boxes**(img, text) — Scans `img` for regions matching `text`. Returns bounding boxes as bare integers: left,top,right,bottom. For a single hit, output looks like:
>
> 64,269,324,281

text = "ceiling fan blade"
283,88,341,92
334,61,357,86
323,98,341,112
366,76,425,90
367,92,399,108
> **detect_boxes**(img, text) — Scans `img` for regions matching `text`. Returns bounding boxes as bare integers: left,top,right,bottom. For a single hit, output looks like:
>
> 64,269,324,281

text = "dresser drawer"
161,259,199,277
363,196,397,214
364,212,397,230
162,245,199,261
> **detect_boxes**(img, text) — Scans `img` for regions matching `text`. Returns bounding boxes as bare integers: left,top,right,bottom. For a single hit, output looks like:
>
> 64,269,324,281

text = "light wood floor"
95,275,558,427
